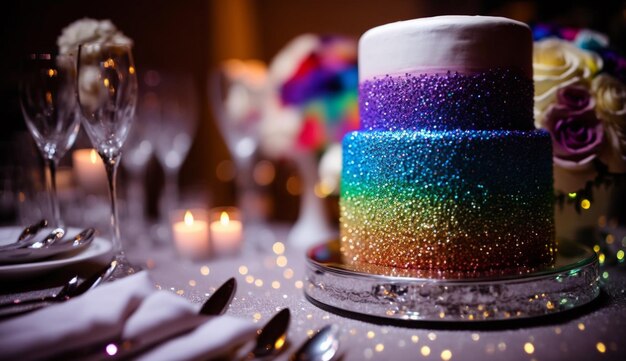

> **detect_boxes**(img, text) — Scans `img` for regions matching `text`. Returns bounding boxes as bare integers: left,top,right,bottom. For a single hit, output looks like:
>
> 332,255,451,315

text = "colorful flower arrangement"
532,24,626,211
260,34,359,159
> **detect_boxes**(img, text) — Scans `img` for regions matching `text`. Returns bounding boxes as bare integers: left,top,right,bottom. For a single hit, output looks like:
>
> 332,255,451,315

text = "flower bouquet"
260,34,359,248
533,24,626,250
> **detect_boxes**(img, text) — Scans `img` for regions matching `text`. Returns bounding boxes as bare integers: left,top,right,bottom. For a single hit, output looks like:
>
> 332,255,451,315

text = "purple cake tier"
359,69,533,131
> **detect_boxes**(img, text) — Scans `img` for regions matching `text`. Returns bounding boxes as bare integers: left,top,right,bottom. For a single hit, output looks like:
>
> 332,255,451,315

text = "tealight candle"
210,207,243,256
72,148,107,193
172,209,210,260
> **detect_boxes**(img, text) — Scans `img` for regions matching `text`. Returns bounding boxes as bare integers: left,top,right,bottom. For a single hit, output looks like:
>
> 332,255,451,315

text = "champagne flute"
140,71,197,221
76,42,137,273
19,53,81,227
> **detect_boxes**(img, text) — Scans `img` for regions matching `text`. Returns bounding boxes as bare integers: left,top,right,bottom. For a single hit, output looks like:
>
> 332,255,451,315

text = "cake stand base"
304,240,599,322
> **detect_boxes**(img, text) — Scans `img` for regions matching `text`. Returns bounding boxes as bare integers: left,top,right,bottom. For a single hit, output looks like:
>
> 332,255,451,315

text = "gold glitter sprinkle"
375,344,384,352
245,275,254,284
283,268,294,279
254,279,263,287
176,289,184,295
421,346,431,356
617,250,624,261
272,281,281,289
411,335,419,343
253,313,261,321
367,331,375,339
596,342,606,353
238,266,248,275
606,234,615,244
295,281,304,289
428,332,437,341
498,342,506,351
200,266,210,276
578,323,586,331
276,256,288,267
471,333,480,341
441,349,452,360
524,342,535,354
188,280,196,287
272,242,285,255
581,199,591,209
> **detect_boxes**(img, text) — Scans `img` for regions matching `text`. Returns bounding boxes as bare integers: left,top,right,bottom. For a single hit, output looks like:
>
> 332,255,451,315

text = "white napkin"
0,272,257,361
0,272,154,361
137,315,257,361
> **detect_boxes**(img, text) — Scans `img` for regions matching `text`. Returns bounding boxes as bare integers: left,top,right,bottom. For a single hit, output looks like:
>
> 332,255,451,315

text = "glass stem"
104,155,122,254
161,171,179,218
45,158,62,228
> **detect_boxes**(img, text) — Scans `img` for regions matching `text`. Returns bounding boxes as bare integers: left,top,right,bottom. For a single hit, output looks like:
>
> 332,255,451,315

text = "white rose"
592,73,626,171
533,38,602,128
77,65,107,114
57,18,132,55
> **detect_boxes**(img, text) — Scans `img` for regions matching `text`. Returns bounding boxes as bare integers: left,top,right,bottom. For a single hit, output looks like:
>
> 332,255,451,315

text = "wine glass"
140,71,197,221
209,60,270,229
76,42,137,274
19,53,81,227
120,115,153,245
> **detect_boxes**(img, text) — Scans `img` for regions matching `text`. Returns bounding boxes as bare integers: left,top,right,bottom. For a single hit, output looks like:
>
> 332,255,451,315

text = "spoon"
200,277,237,316
0,260,116,316
289,324,341,361
0,219,48,251
245,308,291,359
29,227,65,249
0,228,95,264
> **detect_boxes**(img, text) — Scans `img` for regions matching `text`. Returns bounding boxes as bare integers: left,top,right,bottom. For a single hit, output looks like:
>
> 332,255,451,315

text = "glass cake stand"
304,240,599,323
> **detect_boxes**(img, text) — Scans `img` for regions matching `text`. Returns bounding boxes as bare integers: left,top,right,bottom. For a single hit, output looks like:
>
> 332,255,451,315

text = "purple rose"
545,86,604,170
556,85,591,110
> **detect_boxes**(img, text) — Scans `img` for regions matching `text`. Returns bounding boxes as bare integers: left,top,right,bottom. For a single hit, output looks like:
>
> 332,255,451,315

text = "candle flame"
90,149,98,164
184,211,194,225
220,211,230,225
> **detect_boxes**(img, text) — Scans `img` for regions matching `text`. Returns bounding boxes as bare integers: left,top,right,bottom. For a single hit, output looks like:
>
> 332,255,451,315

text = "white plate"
0,227,113,279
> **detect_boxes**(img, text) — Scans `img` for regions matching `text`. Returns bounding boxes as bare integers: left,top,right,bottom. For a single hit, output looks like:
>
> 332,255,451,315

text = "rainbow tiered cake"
340,16,556,273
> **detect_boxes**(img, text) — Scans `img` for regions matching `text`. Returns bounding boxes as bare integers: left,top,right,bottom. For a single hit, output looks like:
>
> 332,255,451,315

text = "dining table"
1,223,625,361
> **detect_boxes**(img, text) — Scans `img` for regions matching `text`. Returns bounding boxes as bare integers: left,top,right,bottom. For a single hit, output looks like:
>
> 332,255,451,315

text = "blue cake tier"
340,129,556,272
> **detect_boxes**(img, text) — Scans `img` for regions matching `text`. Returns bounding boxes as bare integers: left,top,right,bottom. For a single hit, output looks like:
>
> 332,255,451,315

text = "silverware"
289,324,341,361
16,219,48,243
240,308,291,360
0,228,94,264
200,277,237,316
0,219,47,250
0,260,116,317
29,227,65,249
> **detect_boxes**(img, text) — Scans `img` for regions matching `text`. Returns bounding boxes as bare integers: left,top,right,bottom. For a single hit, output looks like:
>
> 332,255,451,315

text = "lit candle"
210,208,243,256
72,148,107,193
172,210,210,260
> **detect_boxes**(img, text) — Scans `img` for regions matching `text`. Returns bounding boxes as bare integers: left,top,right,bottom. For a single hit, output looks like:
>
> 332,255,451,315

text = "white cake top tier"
359,15,532,80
